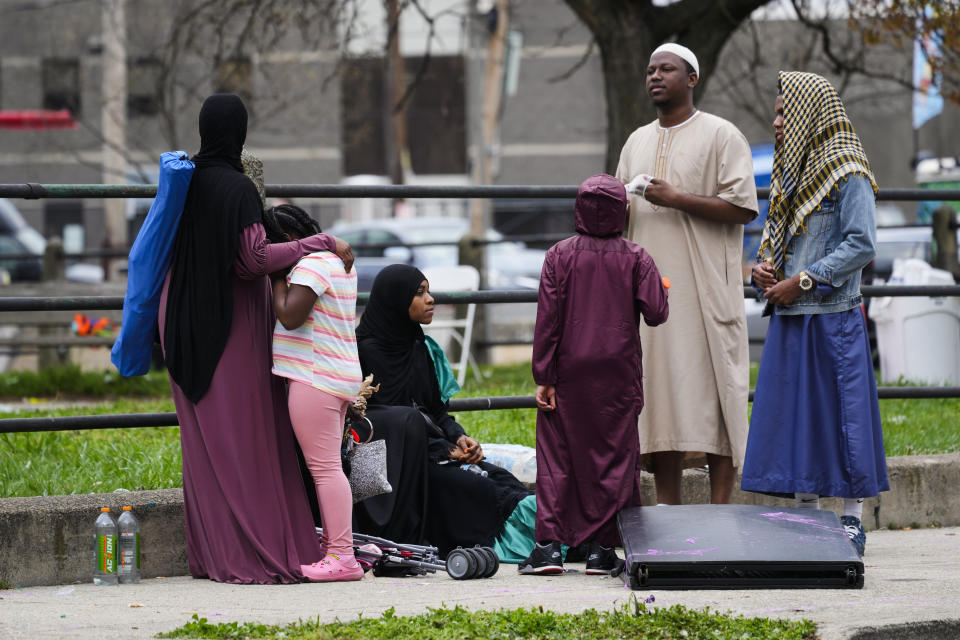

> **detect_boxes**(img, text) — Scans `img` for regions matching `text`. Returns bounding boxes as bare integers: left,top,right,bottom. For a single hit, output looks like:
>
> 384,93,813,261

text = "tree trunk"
471,0,510,236
385,0,411,187
102,0,128,260
562,0,771,172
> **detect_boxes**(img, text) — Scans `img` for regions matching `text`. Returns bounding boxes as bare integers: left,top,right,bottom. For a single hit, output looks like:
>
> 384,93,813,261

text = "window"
44,201,84,251
214,57,252,107
340,55,466,177
128,57,162,117
404,56,466,175
42,58,81,115
341,58,387,176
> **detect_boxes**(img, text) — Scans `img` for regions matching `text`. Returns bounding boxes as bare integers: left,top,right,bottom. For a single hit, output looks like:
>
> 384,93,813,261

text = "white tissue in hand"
625,173,653,195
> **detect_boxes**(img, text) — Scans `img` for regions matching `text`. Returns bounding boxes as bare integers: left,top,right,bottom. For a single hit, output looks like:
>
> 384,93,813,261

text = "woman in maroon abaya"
159,93,354,584
521,174,669,575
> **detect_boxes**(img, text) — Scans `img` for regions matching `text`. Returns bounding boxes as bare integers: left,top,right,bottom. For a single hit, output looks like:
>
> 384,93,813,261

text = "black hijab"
355,264,432,406
191,94,246,171
163,94,262,403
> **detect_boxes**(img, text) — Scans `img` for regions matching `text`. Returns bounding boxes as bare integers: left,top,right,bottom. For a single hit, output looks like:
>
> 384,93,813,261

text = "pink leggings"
287,381,353,557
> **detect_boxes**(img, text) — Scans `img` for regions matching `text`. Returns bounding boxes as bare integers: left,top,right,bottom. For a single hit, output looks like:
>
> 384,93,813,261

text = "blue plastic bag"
111,151,194,376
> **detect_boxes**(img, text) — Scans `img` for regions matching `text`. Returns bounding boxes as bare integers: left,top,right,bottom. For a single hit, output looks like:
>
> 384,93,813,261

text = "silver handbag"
345,417,392,503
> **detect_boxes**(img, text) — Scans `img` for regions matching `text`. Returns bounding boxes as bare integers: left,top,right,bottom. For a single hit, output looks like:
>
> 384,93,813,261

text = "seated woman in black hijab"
353,264,533,558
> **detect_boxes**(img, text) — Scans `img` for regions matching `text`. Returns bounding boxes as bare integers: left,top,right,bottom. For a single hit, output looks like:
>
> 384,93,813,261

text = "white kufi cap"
651,43,699,77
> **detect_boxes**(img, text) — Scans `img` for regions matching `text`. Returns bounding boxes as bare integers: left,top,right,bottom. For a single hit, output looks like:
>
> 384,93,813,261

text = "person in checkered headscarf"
741,72,889,558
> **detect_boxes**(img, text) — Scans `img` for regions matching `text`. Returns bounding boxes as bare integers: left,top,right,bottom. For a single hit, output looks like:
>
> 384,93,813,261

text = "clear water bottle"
460,463,488,478
93,507,118,585
117,506,141,584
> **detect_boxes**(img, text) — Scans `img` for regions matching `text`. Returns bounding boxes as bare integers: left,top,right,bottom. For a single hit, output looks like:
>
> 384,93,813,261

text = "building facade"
0,0,957,251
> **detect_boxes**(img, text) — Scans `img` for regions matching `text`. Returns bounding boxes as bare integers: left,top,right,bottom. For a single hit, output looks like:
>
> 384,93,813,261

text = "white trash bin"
868,258,960,385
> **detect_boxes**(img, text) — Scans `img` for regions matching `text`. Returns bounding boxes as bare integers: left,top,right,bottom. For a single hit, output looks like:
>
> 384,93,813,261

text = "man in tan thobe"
616,43,758,504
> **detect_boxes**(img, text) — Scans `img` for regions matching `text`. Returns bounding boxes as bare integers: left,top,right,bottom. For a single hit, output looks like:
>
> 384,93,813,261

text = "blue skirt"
741,307,889,499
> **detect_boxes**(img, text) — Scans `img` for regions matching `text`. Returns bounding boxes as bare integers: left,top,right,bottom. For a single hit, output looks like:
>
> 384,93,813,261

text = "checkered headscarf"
757,72,877,275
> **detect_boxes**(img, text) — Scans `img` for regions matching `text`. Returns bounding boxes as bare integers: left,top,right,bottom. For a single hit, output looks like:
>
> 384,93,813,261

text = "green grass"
0,363,958,498
0,365,170,399
0,399,180,497
158,603,816,640
457,362,538,448
876,397,960,455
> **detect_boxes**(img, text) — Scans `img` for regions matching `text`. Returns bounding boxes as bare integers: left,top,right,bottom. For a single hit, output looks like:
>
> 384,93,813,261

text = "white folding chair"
421,265,482,386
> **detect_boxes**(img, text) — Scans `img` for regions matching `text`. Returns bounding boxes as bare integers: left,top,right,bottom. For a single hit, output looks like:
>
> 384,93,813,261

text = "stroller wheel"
445,548,476,580
477,546,499,577
468,547,489,579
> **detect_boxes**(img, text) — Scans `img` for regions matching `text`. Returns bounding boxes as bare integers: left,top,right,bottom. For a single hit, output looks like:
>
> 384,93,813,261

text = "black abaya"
354,264,531,556
351,405,429,544
425,461,529,556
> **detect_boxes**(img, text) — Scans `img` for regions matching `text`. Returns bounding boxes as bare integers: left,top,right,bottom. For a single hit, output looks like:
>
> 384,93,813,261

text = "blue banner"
912,18,943,130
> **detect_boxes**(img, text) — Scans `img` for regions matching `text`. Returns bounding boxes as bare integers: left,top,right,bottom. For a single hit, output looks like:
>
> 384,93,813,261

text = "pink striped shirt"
271,252,362,400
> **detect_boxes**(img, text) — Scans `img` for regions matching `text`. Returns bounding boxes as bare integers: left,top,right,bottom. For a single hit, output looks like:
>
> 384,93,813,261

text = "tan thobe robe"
616,111,758,467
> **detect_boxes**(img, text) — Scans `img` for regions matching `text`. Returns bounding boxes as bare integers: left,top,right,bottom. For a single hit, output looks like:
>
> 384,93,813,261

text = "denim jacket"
771,174,877,316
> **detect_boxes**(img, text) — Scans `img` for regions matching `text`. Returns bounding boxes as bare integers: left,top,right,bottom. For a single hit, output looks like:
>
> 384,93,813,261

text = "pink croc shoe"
301,554,364,583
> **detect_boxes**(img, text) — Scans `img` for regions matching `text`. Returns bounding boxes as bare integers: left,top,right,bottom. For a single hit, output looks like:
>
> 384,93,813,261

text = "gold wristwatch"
798,271,814,291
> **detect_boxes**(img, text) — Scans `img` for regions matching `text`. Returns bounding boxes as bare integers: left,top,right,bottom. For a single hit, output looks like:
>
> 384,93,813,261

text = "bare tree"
548,0,959,171
556,0,771,172
850,0,960,103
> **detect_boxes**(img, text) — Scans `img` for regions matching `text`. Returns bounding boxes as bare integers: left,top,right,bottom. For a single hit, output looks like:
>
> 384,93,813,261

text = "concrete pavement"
2,526,959,640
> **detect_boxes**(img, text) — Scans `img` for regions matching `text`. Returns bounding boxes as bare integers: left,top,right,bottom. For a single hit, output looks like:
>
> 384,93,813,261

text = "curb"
0,489,185,588
1,453,958,588
845,620,960,640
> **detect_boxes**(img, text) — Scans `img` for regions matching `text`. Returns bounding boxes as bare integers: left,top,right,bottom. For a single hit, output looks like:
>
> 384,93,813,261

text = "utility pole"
101,0,127,273
470,0,509,236
385,0,412,211
464,0,509,364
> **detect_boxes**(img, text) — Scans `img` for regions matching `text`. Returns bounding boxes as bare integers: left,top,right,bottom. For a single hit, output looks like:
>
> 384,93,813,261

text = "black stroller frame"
316,527,499,580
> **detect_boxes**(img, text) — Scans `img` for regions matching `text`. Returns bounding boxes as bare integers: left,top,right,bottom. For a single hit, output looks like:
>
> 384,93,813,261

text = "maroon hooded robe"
531,174,669,547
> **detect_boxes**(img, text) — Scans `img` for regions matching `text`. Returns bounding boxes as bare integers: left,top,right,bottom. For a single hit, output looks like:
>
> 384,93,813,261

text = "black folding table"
617,504,864,589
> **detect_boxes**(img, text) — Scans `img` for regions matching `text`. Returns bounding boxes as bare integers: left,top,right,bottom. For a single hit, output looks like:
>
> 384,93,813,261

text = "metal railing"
2,184,957,266
4,284,960,314
4,183,960,201
2,284,960,434
3,223,956,263
2,183,960,434
3,381,960,435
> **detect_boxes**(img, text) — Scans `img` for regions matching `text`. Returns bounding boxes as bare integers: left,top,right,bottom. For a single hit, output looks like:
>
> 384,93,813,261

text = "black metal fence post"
458,233,487,365
932,205,960,280
38,238,69,369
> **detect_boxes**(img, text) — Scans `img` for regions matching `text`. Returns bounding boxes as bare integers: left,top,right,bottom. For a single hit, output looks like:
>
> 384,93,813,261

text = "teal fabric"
493,495,569,563
424,335,462,403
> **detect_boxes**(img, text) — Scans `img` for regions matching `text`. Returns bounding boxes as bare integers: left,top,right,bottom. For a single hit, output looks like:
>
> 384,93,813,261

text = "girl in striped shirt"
266,204,363,582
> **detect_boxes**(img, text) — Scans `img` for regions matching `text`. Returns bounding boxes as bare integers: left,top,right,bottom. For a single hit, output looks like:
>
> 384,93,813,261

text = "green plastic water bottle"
93,507,118,585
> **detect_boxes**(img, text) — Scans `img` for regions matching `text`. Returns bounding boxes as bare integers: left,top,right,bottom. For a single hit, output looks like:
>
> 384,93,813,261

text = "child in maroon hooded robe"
520,174,669,575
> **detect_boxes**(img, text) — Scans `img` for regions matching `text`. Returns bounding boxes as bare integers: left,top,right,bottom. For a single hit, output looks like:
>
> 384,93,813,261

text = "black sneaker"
518,541,564,575
585,543,620,575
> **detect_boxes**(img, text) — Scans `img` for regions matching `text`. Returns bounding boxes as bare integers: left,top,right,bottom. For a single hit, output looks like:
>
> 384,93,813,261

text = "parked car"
1,198,46,282
329,216,546,292
874,204,908,228
0,197,104,283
